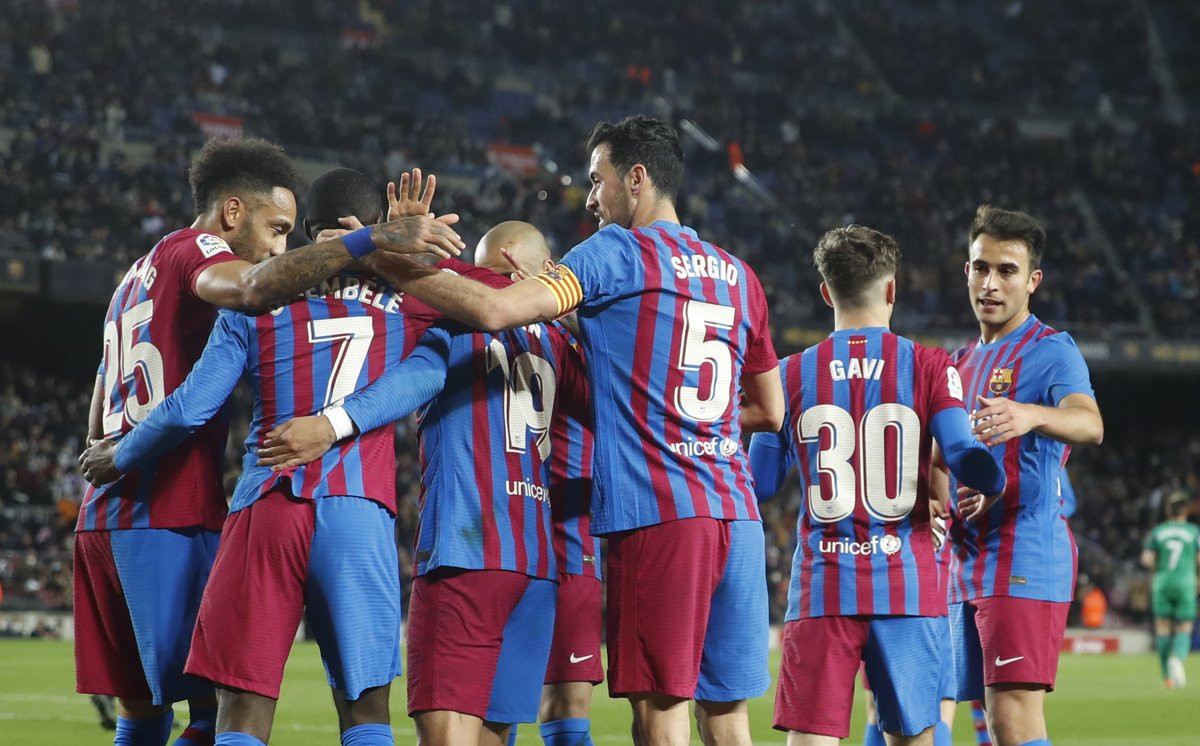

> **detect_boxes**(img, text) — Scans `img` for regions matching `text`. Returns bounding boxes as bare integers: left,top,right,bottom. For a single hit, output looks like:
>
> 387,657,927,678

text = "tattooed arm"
196,214,465,314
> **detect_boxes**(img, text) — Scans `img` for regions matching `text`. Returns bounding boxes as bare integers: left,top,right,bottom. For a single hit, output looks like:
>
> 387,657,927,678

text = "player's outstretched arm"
748,429,792,501
78,313,249,485
971,392,1103,448
366,253,563,332
195,214,465,314
930,407,1006,522
739,366,785,433
86,374,104,443
256,328,451,470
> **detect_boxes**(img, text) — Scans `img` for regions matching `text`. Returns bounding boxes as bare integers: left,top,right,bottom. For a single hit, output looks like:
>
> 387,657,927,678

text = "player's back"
228,271,428,514
1147,521,1200,584
547,323,600,578
413,315,578,581
560,222,775,534
78,228,241,532
779,328,963,620
947,314,1091,603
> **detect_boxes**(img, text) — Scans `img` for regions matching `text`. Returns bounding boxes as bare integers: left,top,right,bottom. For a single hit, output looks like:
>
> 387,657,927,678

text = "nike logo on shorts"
569,653,594,664
994,656,1024,667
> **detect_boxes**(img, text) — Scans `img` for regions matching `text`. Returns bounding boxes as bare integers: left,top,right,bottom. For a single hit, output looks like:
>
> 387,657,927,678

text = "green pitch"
1,639,1197,744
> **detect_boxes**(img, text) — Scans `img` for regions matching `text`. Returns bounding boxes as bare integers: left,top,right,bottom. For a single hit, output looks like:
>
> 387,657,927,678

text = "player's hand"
956,484,1002,522
971,395,1041,447
387,169,436,220
78,440,122,486
931,515,947,550
370,214,464,259
257,416,337,470
500,248,541,281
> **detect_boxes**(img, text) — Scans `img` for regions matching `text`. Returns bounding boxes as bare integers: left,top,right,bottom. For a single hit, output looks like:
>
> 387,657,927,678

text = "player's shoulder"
161,227,234,261
907,337,952,366
1023,321,1086,365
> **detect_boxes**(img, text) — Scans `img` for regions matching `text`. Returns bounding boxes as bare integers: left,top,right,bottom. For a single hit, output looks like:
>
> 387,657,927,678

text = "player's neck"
979,307,1031,344
833,307,890,332
630,198,679,229
191,214,228,239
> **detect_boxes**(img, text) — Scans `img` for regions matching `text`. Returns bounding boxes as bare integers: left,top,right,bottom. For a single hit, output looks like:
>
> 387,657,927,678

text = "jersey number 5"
798,403,921,523
675,300,736,422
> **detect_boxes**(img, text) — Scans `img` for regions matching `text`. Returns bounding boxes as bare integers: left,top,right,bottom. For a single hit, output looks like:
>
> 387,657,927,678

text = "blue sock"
934,721,953,746
862,721,886,746
114,711,173,746
540,718,594,746
1017,741,1051,746
340,723,393,746
214,734,266,746
507,724,518,746
173,706,217,746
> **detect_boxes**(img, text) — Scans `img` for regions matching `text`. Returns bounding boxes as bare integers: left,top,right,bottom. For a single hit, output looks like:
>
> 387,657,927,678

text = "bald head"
474,221,552,277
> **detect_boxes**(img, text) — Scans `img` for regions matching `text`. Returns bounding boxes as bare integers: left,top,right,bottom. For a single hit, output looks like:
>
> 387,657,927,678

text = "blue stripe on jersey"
831,334,858,617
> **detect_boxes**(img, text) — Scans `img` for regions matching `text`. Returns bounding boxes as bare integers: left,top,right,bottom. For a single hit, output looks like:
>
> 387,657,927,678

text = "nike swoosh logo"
994,656,1024,667
569,653,594,664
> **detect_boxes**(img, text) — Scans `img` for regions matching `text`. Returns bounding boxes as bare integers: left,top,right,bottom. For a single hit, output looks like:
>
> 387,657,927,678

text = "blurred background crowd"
1,0,1198,632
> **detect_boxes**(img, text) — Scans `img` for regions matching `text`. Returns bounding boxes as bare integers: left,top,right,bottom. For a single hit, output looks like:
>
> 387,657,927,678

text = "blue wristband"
342,227,375,259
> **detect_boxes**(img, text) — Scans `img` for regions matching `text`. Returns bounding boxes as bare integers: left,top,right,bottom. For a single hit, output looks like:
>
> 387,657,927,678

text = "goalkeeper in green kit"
1141,491,1200,689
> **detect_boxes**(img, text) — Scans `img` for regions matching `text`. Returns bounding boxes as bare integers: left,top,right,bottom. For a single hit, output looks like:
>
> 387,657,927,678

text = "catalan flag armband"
533,263,584,317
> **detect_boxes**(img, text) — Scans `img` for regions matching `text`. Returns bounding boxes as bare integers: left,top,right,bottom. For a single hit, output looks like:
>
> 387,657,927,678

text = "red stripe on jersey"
324,301,353,497
472,336,502,567
787,355,814,615
630,231,677,523
671,228,740,519
881,333,909,615
816,339,841,616
535,492,550,578
991,357,1025,595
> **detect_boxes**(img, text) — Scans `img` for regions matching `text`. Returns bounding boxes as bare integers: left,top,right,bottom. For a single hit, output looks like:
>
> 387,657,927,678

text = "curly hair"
188,137,301,213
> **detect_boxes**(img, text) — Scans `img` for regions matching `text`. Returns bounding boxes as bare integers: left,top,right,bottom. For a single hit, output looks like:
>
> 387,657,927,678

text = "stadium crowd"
2,0,1198,338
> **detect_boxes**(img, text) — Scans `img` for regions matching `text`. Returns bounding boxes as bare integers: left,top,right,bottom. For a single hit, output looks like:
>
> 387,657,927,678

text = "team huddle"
75,116,1103,746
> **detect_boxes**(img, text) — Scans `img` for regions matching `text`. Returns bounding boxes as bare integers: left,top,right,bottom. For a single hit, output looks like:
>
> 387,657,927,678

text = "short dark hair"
585,115,684,202
969,204,1046,270
813,225,902,306
188,137,301,214
1167,491,1190,518
304,168,384,239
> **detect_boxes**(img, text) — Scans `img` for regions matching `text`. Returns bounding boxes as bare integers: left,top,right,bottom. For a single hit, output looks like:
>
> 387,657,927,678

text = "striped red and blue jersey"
339,274,585,581
113,271,437,515
534,222,778,534
947,315,1094,603
548,323,600,579
773,329,966,619
77,228,240,532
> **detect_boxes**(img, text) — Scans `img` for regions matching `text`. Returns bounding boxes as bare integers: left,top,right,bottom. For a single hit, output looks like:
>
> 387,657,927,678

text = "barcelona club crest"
989,367,1013,396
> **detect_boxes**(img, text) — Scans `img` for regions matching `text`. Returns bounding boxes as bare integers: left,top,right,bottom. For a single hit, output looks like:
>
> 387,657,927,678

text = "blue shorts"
865,616,947,736
695,519,771,702
75,528,219,705
187,492,401,700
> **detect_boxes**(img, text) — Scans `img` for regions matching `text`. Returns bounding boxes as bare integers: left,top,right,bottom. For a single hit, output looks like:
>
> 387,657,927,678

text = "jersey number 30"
798,403,920,523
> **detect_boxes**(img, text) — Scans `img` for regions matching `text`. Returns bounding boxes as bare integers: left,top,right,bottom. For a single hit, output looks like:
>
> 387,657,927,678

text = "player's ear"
303,218,314,241
819,281,835,309
627,163,647,196
963,261,971,279
1027,268,1043,294
221,196,243,231
885,276,897,306
541,259,556,273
